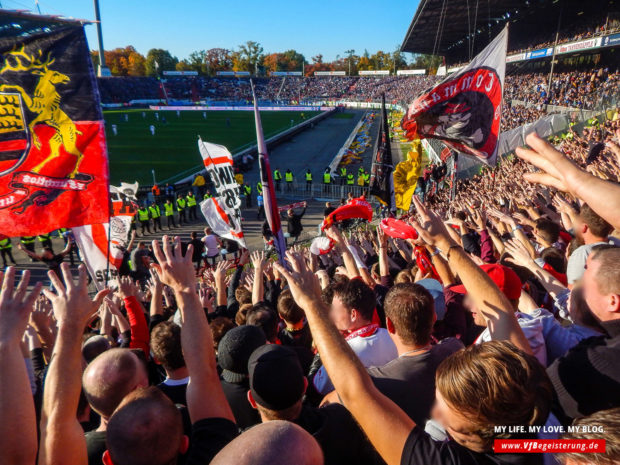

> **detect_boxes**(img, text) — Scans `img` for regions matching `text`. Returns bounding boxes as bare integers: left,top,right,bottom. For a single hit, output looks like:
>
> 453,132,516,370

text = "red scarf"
345,323,379,341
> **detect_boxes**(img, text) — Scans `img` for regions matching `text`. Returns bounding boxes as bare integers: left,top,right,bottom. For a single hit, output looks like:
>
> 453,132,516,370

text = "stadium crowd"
97,68,619,112
2,102,620,465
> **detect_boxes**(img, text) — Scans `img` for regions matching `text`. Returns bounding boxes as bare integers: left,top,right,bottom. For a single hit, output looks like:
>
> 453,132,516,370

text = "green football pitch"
103,109,321,185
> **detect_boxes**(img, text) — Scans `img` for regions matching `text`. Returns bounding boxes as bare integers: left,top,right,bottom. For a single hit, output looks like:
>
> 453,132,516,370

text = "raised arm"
0,268,42,465
516,132,620,231
250,251,266,305
39,264,108,465
151,236,234,423
325,225,361,279
410,197,532,355
274,254,414,465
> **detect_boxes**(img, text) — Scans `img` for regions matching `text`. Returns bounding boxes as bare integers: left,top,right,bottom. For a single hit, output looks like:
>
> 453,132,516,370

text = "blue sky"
3,0,420,61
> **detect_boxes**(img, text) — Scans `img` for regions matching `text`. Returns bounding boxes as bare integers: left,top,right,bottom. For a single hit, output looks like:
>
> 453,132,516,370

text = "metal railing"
272,182,377,204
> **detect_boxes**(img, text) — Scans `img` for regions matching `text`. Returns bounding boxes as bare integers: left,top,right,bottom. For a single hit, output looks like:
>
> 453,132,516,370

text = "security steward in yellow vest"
176,194,187,225
305,169,312,192
38,233,53,250
274,169,282,192
256,181,263,195
149,202,162,232
339,167,347,185
20,236,36,258
244,183,252,208
164,199,177,230
137,206,151,236
186,191,198,222
285,169,293,191
346,173,355,185
0,237,16,267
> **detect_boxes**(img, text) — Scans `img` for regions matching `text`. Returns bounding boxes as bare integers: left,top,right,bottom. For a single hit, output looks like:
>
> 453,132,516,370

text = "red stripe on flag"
0,139,27,152
203,156,231,167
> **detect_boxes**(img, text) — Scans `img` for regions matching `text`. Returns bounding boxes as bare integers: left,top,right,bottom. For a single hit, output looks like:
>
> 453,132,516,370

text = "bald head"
211,421,323,465
106,387,184,465
82,335,110,363
82,348,145,419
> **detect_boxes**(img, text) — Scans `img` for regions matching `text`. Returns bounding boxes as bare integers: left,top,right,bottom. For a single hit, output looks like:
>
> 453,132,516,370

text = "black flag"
369,93,396,211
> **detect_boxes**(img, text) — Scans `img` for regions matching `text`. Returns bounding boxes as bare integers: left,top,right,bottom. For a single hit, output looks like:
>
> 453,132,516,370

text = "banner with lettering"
73,183,138,290
0,15,109,235
197,138,246,248
401,26,507,165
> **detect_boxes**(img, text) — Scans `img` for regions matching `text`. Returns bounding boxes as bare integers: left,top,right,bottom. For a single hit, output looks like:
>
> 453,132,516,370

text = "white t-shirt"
313,326,397,395
476,312,547,366
202,234,219,257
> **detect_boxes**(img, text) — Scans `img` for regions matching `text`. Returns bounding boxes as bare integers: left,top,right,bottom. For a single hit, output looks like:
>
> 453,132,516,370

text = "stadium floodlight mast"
93,0,111,76
345,49,355,75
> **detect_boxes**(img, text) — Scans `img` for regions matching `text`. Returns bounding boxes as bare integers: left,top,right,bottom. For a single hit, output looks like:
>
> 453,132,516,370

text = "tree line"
90,41,443,77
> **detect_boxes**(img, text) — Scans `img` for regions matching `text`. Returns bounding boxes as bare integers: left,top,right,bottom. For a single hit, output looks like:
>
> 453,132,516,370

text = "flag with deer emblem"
0,15,109,236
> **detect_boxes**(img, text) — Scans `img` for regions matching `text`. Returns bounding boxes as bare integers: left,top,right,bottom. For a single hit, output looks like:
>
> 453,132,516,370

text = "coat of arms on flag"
402,26,507,165
0,14,109,236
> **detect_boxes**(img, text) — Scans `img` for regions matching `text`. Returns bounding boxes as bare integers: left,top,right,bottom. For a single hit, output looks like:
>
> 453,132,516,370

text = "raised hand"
43,264,109,330
274,251,322,310
0,268,42,344
250,250,266,271
213,259,231,284
504,239,537,268
117,276,138,299
408,196,456,252
151,235,196,293
516,132,582,194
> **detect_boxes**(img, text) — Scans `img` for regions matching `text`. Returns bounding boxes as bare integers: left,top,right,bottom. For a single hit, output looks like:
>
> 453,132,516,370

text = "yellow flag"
393,141,422,211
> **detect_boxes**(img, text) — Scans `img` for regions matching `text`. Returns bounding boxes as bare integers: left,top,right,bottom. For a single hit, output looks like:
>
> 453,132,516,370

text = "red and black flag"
0,13,109,236
402,26,507,165
369,93,396,211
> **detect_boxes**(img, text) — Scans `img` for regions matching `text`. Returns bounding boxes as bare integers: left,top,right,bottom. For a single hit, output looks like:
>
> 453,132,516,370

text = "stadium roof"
400,0,618,62
0,9,91,39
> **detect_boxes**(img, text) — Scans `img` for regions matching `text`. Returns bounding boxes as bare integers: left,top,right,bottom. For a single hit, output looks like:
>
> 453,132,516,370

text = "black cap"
217,326,266,383
248,345,305,411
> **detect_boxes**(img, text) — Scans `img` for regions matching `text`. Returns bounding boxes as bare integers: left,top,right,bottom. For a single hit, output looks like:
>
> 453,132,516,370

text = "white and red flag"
402,26,507,165
73,183,138,289
197,138,246,249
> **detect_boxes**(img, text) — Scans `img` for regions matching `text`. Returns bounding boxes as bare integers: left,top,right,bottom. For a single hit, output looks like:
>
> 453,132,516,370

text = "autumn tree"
145,49,179,76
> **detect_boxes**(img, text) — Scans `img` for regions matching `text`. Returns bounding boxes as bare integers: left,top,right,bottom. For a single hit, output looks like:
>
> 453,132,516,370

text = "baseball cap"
248,345,305,411
217,326,266,383
416,278,446,320
450,264,522,301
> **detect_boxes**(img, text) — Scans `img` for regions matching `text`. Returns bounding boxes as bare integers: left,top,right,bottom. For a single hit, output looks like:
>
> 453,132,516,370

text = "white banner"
359,70,390,76
314,71,346,76
555,37,602,55
73,183,138,290
198,139,246,248
397,69,426,75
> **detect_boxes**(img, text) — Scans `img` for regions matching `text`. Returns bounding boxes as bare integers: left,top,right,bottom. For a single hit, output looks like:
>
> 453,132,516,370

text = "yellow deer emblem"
0,46,84,178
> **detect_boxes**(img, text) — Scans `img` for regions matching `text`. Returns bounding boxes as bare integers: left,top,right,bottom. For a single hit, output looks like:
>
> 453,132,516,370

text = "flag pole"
250,79,287,265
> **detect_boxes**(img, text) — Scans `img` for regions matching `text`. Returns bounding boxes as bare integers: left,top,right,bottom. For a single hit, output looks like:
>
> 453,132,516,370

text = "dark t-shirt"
41,254,64,276
185,417,239,465
190,238,204,261
220,379,261,430
157,380,188,406
368,338,463,425
85,430,107,465
401,426,544,465
296,404,378,465
278,323,313,350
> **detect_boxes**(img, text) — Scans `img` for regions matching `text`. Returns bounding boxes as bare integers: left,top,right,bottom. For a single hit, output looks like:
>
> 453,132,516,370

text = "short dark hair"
277,290,305,324
210,317,235,352
580,204,613,238
235,287,252,305
333,278,376,321
247,305,279,343
150,322,185,372
535,218,560,244
541,247,566,274
106,387,183,465
384,283,435,346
